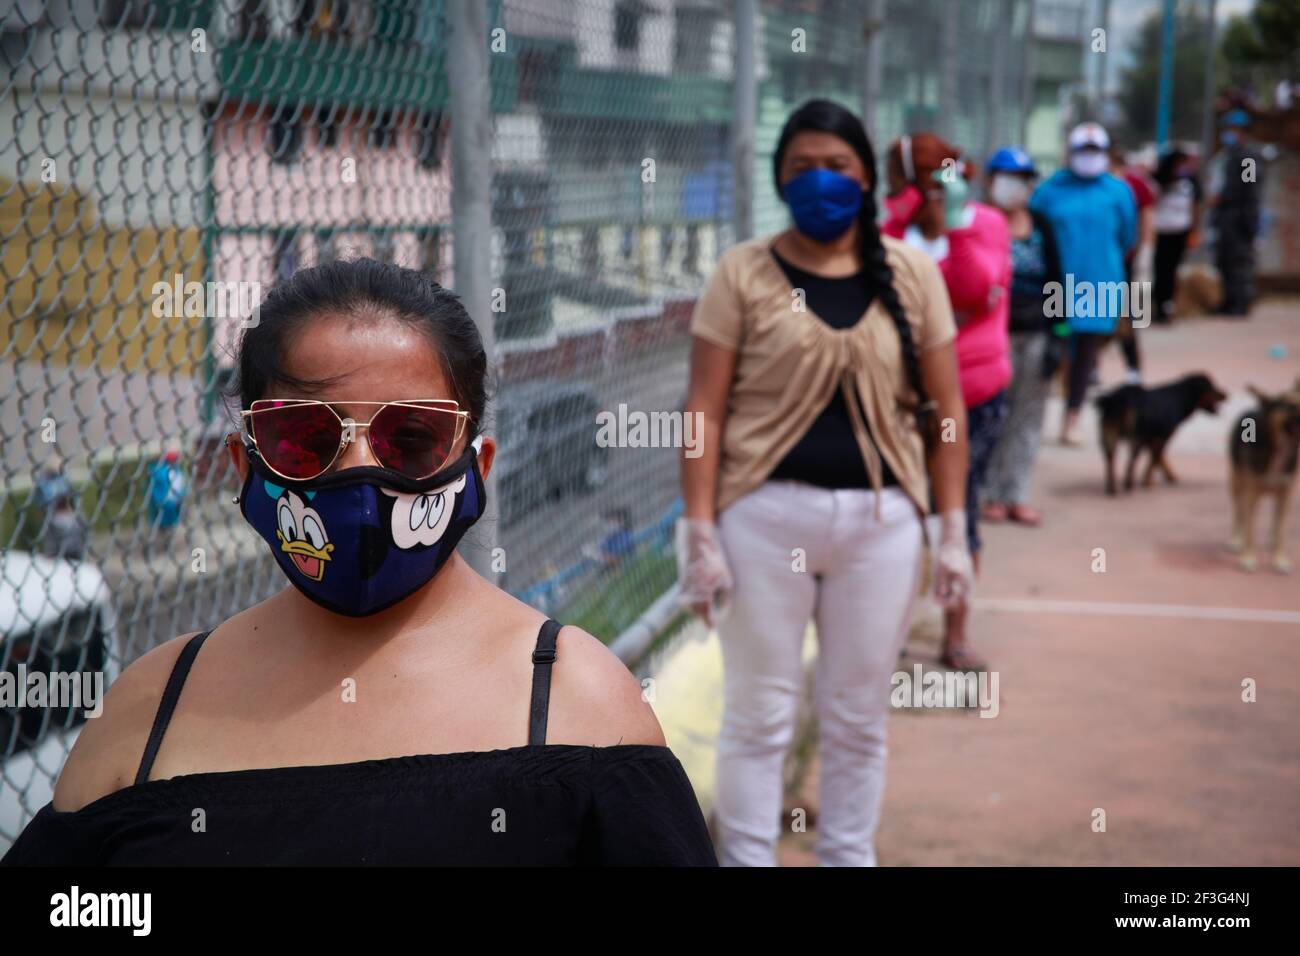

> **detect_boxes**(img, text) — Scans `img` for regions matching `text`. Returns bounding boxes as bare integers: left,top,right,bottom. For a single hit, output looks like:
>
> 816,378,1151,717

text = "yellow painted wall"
0,177,207,376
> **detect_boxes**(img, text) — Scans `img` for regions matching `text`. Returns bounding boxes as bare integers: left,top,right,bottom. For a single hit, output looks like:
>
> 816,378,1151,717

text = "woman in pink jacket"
883,133,1012,672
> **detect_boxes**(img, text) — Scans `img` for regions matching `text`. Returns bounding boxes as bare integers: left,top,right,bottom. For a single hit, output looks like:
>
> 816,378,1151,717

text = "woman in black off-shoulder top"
1,259,717,867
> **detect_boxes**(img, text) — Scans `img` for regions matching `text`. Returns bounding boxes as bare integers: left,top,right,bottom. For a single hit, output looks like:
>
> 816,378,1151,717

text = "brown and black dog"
1096,372,1228,496
1228,377,1300,573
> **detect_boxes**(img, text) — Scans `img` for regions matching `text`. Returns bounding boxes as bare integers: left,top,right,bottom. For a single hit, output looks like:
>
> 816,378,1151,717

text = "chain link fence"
1,0,1073,846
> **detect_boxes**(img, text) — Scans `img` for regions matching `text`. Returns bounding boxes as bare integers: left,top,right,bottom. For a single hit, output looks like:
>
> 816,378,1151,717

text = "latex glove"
1133,242,1155,288
675,518,733,627
934,509,974,610
932,168,971,230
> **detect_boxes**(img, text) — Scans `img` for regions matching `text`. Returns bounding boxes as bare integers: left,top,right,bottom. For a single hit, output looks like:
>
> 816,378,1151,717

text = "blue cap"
987,146,1037,175
1223,109,1250,128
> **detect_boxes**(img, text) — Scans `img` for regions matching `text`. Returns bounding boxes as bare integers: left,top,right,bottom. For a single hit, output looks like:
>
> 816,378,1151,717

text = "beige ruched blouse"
689,231,957,517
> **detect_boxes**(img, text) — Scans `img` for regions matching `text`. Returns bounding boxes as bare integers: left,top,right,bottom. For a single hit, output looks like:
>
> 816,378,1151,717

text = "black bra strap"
134,630,212,785
528,619,561,746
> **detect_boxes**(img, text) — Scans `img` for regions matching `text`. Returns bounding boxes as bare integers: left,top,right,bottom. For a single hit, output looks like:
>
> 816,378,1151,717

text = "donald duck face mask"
238,435,486,617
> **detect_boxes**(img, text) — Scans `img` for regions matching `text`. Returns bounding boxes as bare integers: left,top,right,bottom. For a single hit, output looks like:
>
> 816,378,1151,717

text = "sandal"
1006,504,1041,526
981,502,1009,523
941,643,987,672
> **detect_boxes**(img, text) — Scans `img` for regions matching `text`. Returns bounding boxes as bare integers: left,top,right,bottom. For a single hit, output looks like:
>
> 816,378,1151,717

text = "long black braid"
857,190,939,446
773,100,938,447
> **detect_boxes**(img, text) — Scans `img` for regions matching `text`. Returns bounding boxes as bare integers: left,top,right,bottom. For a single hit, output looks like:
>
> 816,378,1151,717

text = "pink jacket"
883,201,1013,409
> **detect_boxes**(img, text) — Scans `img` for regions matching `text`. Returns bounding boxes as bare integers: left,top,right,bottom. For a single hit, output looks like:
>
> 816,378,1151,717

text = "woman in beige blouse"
678,100,971,866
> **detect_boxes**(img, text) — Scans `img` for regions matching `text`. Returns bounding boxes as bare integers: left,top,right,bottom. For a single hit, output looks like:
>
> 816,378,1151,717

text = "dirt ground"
778,299,1300,866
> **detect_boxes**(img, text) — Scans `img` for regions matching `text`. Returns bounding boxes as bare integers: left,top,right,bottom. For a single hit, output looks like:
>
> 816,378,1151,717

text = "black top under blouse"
767,249,899,490
0,621,718,866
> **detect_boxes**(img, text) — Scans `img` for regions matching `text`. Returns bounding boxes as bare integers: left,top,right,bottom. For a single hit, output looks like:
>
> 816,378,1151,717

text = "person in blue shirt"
147,448,188,532
1029,122,1137,445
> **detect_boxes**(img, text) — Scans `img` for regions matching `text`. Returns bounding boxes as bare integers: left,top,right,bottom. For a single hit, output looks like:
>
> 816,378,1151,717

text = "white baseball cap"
1068,122,1111,152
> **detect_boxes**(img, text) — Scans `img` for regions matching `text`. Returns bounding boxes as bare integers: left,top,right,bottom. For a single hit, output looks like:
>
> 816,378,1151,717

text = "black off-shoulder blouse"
1,622,718,867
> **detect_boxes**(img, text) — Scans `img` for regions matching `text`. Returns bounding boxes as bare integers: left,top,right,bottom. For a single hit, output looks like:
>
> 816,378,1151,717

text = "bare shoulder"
51,630,203,812
546,623,667,749
477,581,666,749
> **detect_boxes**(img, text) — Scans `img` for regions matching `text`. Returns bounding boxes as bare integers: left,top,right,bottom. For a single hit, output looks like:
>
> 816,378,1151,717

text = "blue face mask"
239,436,486,617
781,167,864,242
1221,131,1239,147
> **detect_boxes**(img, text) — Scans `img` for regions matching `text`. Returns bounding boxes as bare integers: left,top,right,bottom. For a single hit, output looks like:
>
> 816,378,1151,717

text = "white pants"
713,480,924,866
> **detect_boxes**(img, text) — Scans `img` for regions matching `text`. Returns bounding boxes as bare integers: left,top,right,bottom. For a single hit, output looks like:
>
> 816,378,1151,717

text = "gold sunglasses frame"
239,399,470,483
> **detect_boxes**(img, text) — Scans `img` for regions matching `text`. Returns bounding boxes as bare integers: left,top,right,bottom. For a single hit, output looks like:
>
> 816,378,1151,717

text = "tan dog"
1228,377,1300,572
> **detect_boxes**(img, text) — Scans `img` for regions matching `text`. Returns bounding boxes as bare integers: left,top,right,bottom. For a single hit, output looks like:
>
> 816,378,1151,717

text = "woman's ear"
226,433,250,484
476,435,496,482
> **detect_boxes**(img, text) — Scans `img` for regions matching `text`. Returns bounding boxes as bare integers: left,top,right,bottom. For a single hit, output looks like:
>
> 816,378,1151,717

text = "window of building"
235,0,271,40
614,2,641,51
292,0,355,41
99,0,156,29
674,7,719,74
370,108,398,149
518,46,558,107
316,104,340,148
272,230,302,281
415,111,443,169
267,106,304,164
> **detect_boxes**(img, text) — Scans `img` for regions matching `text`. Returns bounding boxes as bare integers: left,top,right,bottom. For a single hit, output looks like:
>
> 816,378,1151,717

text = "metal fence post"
862,0,886,146
1199,0,1220,171
986,0,1012,163
1095,0,1112,112
938,0,959,141
733,0,757,242
1020,0,1037,146
1155,0,1177,149
448,0,498,577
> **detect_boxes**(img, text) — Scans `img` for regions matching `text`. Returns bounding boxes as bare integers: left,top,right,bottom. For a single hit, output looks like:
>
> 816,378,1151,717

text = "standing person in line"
1030,122,1137,446
881,132,1011,672
678,100,972,867
1109,146,1157,382
981,147,1066,528
4,259,717,866
1209,110,1264,317
1152,147,1203,324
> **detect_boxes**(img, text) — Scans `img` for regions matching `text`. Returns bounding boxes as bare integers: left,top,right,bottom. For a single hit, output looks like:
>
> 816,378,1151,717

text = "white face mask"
990,174,1031,209
1069,151,1109,179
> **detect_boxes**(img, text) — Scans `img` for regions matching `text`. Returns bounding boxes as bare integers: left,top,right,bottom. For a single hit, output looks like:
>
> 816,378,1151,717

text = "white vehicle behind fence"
1,551,120,848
